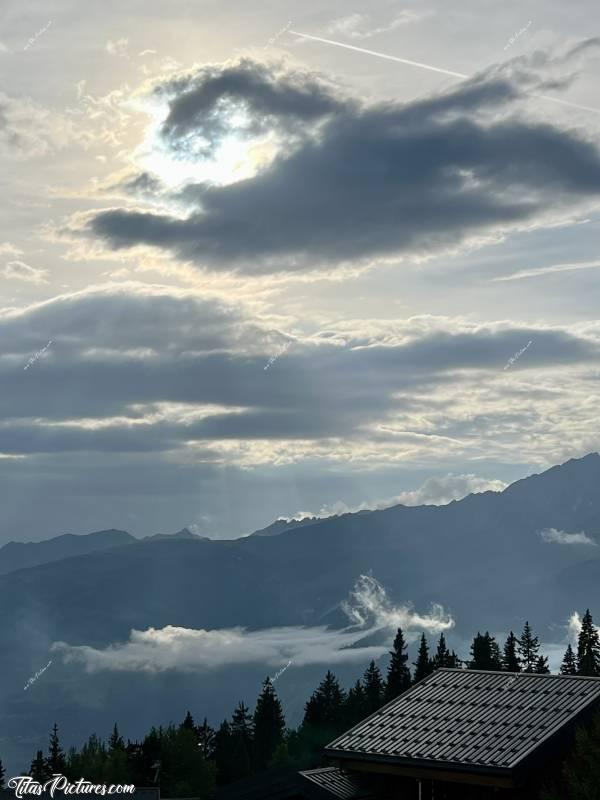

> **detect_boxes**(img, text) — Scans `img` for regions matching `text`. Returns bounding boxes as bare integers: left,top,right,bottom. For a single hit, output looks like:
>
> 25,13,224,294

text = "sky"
1,0,600,543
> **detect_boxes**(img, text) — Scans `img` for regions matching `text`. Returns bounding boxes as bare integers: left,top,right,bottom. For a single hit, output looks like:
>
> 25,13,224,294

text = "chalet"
326,668,600,798
217,668,600,799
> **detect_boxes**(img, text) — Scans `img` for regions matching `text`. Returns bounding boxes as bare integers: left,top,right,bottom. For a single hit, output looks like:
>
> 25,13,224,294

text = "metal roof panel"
325,669,600,772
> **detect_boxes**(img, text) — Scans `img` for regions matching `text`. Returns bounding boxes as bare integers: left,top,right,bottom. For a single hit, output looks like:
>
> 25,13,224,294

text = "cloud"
2,260,49,284
393,473,507,506
324,11,430,40
53,624,387,673
106,38,129,57
1,282,600,537
155,58,342,149
568,611,583,643
0,92,74,158
52,575,454,672
0,242,22,257
341,575,455,633
77,53,600,275
293,473,508,519
539,527,597,545
0,286,599,463
565,609,599,648
542,608,600,670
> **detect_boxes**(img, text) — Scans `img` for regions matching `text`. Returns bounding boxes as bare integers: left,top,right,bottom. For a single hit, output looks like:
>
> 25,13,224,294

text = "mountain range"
1,453,599,772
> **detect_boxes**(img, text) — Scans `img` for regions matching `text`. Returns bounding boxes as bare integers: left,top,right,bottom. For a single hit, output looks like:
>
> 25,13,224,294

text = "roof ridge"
438,667,600,681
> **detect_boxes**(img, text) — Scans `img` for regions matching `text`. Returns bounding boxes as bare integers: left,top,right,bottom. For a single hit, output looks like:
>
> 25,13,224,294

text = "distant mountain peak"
142,527,208,542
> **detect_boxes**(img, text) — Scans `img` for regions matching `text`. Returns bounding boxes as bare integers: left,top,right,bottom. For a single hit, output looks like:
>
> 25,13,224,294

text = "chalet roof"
299,767,372,799
326,668,600,775
214,766,372,799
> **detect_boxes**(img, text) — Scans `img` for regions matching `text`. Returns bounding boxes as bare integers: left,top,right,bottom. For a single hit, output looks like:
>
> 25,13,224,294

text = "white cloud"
393,474,507,506
341,574,455,633
106,38,129,57
0,243,23,257
292,473,507,519
324,11,429,40
539,527,597,545
568,611,583,643
0,91,76,158
2,260,49,284
541,611,595,671
53,623,387,673
52,575,454,673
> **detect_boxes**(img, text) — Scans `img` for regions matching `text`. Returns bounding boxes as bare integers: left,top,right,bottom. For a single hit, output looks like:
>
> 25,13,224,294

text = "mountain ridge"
0,528,135,575
1,452,600,774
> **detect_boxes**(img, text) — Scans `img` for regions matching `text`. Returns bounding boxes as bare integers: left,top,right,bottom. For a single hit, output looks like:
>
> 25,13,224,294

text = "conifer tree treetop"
577,609,600,677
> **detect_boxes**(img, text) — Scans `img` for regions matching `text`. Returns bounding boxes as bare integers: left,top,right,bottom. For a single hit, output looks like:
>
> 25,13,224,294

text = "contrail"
289,30,600,115
493,259,600,282
533,94,600,115
289,30,467,79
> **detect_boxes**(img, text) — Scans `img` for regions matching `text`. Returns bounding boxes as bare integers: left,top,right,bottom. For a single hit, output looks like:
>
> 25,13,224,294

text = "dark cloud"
156,58,344,156
112,171,166,199
1,286,600,542
84,59,600,274
0,287,599,454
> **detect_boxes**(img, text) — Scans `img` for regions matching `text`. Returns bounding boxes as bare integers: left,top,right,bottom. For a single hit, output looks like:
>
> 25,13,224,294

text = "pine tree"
490,637,502,670
70,733,107,782
560,644,578,676
230,702,253,779
432,633,453,669
158,723,215,798
362,661,385,714
105,723,128,783
253,678,285,770
231,702,253,744
469,632,501,671
343,680,366,728
302,671,346,754
108,723,125,751
286,728,304,764
30,750,50,781
0,758,5,790
535,655,550,674
214,721,234,785
502,632,521,672
196,718,216,760
181,711,195,732
48,723,66,773
448,650,460,668
414,634,434,682
577,609,600,677
303,672,346,730
385,628,412,701
518,622,541,673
